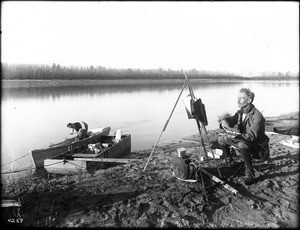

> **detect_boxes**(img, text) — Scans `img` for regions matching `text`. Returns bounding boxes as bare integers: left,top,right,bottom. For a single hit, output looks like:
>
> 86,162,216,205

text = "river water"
1,79,299,179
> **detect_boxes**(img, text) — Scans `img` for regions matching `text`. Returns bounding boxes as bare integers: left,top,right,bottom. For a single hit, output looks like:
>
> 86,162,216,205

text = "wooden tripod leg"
195,119,209,159
143,80,187,171
193,126,210,204
197,169,209,204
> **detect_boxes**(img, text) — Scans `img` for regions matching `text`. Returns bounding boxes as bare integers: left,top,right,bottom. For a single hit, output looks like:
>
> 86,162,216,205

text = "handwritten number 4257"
8,218,24,224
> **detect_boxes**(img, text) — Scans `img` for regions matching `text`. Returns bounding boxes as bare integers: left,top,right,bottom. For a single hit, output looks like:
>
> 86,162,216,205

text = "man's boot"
220,145,236,168
240,148,255,185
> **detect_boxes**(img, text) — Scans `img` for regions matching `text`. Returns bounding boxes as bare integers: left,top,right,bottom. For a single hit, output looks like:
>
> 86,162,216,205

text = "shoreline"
2,78,299,88
2,112,299,227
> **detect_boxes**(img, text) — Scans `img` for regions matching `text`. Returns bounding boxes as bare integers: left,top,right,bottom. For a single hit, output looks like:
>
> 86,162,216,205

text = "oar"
199,168,238,195
73,158,142,164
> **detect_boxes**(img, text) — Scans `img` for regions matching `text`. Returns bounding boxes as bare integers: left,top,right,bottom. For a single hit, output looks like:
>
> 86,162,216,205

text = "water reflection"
2,80,247,100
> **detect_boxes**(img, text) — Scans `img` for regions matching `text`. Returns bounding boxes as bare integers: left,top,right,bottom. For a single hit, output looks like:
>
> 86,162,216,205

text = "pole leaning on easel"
182,71,209,202
183,71,208,159
183,71,222,179
143,80,187,172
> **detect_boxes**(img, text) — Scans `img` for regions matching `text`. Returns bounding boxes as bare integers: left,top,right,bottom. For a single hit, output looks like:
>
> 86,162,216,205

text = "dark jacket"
222,104,269,146
71,121,88,132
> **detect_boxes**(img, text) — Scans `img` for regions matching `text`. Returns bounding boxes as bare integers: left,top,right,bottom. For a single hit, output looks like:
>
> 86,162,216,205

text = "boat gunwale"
31,127,111,152
48,134,131,160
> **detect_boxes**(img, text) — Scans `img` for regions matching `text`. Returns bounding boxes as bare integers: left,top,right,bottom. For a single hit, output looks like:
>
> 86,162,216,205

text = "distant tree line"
249,71,299,80
1,63,298,80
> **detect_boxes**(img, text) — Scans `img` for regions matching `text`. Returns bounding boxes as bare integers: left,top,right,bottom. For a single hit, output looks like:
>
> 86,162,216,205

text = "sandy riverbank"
2,112,299,228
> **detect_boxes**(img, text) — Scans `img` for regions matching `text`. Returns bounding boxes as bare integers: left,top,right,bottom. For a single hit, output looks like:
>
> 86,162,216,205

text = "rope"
1,165,36,175
2,159,87,175
1,152,31,167
1,161,65,175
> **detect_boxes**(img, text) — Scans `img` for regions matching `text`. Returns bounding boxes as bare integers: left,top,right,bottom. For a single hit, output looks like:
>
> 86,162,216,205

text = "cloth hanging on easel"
182,96,195,119
184,106,194,119
192,98,208,126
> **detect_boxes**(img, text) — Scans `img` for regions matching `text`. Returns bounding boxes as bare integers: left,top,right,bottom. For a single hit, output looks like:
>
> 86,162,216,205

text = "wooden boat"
30,127,111,168
44,134,131,175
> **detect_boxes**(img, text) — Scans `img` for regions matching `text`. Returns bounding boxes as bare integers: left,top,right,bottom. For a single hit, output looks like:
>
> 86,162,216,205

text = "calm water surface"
1,79,299,178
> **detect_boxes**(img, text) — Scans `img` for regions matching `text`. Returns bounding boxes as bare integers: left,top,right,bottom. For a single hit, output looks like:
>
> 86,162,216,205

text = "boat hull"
44,134,131,175
30,127,111,168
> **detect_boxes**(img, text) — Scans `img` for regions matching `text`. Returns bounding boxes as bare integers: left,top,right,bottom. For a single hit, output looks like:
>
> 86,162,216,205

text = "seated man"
217,88,269,185
67,121,89,140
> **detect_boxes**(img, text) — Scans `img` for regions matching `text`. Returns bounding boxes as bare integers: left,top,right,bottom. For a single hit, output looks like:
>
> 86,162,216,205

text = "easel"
183,72,222,179
143,72,238,200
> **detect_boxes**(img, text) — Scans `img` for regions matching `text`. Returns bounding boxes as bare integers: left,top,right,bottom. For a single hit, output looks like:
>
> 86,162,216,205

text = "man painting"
217,88,269,185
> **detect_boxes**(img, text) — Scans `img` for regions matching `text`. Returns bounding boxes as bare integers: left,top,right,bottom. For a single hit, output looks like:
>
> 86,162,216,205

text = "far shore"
2,78,299,88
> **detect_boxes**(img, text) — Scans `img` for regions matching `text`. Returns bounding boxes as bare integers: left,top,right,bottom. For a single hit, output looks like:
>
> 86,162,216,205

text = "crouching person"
67,121,89,140
217,88,269,185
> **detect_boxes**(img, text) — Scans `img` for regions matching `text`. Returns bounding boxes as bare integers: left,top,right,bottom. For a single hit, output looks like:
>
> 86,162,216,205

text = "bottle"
115,129,122,143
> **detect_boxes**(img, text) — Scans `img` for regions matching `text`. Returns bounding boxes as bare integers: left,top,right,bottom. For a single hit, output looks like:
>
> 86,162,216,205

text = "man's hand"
221,120,230,130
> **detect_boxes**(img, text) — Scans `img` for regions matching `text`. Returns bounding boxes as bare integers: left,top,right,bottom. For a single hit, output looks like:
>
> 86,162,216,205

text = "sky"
1,1,299,76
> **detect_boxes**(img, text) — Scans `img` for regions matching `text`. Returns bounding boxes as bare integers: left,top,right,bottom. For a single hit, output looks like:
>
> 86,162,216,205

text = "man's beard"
238,103,249,109
238,103,246,108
